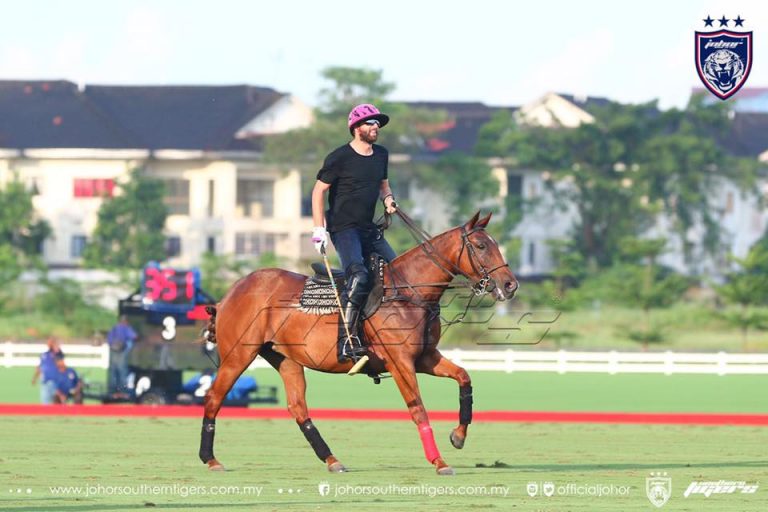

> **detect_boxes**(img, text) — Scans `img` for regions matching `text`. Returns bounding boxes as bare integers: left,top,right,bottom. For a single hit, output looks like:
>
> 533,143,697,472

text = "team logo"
695,15,752,100
646,472,672,508
543,482,555,497
317,481,330,497
526,482,538,497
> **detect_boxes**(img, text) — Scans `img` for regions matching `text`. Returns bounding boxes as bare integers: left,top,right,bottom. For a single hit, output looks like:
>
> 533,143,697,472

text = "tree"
0,176,50,287
83,169,168,269
717,242,768,347
476,97,760,269
580,237,689,348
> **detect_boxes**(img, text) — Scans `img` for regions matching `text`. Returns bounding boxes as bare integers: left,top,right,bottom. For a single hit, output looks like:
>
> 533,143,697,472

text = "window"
165,236,182,258
70,235,87,258
507,174,523,197
301,196,312,217
163,179,190,215
206,236,216,254
73,178,114,198
235,232,275,256
237,179,274,217
528,241,536,266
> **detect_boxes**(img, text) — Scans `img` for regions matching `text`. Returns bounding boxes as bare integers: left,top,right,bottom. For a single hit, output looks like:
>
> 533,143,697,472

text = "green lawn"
1,417,766,511
5,367,768,413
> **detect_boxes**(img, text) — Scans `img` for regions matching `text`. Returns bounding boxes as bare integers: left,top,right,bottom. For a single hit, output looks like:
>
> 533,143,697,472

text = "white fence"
4,342,768,375
3,342,110,370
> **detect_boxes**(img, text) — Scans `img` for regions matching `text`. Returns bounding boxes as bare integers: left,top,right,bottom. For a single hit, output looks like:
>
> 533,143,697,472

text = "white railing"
4,342,768,375
3,342,110,369
440,349,768,375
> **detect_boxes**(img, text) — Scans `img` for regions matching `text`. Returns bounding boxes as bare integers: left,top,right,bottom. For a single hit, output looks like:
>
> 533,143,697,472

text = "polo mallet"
320,244,369,375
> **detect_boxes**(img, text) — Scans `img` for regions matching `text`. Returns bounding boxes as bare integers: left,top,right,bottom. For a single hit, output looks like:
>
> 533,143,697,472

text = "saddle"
298,253,386,319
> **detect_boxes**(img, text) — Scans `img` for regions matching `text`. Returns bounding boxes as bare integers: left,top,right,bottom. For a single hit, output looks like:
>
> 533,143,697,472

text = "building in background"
0,81,316,269
1,82,766,279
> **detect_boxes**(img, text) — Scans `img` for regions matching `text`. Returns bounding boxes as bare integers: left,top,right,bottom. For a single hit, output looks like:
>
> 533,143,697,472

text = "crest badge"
695,15,752,100
646,472,672,508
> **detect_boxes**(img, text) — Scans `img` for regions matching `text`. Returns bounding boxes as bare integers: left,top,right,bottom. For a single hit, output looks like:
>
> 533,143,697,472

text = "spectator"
51,353,83,404
106,315,137,395
31,337,63,405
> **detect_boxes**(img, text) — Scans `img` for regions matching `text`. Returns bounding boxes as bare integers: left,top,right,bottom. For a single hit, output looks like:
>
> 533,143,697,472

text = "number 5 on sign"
162,316,177,341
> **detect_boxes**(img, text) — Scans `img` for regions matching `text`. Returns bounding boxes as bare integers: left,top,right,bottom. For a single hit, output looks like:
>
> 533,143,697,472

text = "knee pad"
345,263,370,306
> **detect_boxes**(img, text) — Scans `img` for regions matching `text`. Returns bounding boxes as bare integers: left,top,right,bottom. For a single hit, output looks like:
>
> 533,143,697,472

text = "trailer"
84,262,278,406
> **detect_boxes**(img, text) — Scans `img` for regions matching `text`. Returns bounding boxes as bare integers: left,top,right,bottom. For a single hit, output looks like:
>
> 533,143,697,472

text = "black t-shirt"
316,144,388,232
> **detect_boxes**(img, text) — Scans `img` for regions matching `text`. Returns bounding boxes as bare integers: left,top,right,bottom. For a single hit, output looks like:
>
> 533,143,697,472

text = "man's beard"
360,130,378,144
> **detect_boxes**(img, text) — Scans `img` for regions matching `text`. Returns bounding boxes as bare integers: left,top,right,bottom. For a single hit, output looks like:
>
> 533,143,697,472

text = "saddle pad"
297,278,344,315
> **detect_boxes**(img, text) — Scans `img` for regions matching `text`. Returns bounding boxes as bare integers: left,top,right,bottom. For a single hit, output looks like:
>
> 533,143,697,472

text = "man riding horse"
311,103,398,364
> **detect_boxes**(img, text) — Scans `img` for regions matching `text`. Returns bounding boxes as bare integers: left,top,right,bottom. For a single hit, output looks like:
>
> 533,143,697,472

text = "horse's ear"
465,211,481,229
476,212,493,229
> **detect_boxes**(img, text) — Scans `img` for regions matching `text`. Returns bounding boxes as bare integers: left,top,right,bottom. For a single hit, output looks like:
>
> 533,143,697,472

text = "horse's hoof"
328,461,347,473
450,429,465,449
207,459,226,471
436,465,456,476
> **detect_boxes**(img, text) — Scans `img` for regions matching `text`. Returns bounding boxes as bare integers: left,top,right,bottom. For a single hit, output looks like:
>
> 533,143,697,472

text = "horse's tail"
204,305,218,344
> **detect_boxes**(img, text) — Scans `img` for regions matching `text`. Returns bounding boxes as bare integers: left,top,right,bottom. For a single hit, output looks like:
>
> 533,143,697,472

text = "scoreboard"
119,263,216,371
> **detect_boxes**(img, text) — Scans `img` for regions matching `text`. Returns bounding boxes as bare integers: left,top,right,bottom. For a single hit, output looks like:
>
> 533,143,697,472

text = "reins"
374,208,511,326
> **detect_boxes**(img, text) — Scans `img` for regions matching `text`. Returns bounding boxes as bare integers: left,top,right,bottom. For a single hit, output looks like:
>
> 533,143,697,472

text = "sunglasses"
363,119,381,127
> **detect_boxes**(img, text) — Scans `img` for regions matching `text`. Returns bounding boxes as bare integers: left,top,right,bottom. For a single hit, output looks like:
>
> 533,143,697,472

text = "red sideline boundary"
1,404,767,426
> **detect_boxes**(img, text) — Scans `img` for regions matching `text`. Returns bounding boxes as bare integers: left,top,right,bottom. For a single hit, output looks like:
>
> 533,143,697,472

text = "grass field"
2,367,768,510
1,416,766,511
3,367,768,413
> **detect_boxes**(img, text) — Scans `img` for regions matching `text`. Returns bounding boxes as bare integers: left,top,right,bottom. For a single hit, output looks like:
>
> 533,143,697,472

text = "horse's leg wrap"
459,385,473,425
299,419,332,462
417,423,441,464
199,418,216,463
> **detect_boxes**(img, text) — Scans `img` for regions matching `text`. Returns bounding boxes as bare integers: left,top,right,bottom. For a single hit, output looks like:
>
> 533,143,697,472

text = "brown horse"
199,211,518,475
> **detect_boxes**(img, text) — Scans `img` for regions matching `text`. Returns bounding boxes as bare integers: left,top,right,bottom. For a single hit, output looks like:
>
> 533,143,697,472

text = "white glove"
311,226,327,254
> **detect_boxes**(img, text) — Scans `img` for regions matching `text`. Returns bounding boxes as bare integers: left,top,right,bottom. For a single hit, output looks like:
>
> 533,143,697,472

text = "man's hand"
311,226,327,254
383,195,398,214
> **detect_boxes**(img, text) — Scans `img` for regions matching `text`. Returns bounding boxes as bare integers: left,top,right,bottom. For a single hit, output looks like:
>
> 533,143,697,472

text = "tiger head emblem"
702,50,745,93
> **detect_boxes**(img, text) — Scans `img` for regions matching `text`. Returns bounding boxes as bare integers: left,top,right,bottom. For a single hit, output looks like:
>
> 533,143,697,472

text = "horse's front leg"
416,349,472,449
387,358,455,475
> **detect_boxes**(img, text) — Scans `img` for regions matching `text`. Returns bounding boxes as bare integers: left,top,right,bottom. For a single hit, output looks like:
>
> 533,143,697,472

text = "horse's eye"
477,243,486,250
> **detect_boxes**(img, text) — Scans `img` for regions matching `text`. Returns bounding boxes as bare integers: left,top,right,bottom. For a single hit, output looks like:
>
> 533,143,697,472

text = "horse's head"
453,211,519,301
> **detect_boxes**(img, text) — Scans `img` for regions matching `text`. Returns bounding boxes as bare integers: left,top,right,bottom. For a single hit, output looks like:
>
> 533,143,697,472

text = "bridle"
385,209,510,298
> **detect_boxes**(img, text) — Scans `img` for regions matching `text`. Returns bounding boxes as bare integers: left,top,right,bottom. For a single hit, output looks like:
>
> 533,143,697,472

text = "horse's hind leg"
259,344,346,473
416,348,472,449
199,341,260,471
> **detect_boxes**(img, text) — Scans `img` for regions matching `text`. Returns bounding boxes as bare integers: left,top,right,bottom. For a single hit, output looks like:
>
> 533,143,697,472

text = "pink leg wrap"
418,423,441,463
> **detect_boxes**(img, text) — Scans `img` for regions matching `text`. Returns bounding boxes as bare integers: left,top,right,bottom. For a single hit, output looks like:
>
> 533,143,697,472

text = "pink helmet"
347,103,389,134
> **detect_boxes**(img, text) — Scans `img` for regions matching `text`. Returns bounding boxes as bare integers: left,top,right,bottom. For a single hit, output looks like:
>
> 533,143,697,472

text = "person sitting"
51,353,83,404
311,103,398,364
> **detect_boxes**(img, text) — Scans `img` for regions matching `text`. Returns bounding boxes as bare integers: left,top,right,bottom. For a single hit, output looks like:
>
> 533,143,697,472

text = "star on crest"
702,15,714,27
718,16,730,27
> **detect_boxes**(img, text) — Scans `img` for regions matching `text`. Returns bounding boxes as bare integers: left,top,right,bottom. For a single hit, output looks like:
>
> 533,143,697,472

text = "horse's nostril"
505,281,518,293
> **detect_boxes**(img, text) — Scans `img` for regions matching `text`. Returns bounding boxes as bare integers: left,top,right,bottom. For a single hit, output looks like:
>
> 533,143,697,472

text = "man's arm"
380,180,397,213
312,180,331,227
311,180,332,253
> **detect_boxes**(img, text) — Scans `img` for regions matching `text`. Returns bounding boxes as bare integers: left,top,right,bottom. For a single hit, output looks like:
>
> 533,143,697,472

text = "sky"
1,0,766,110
